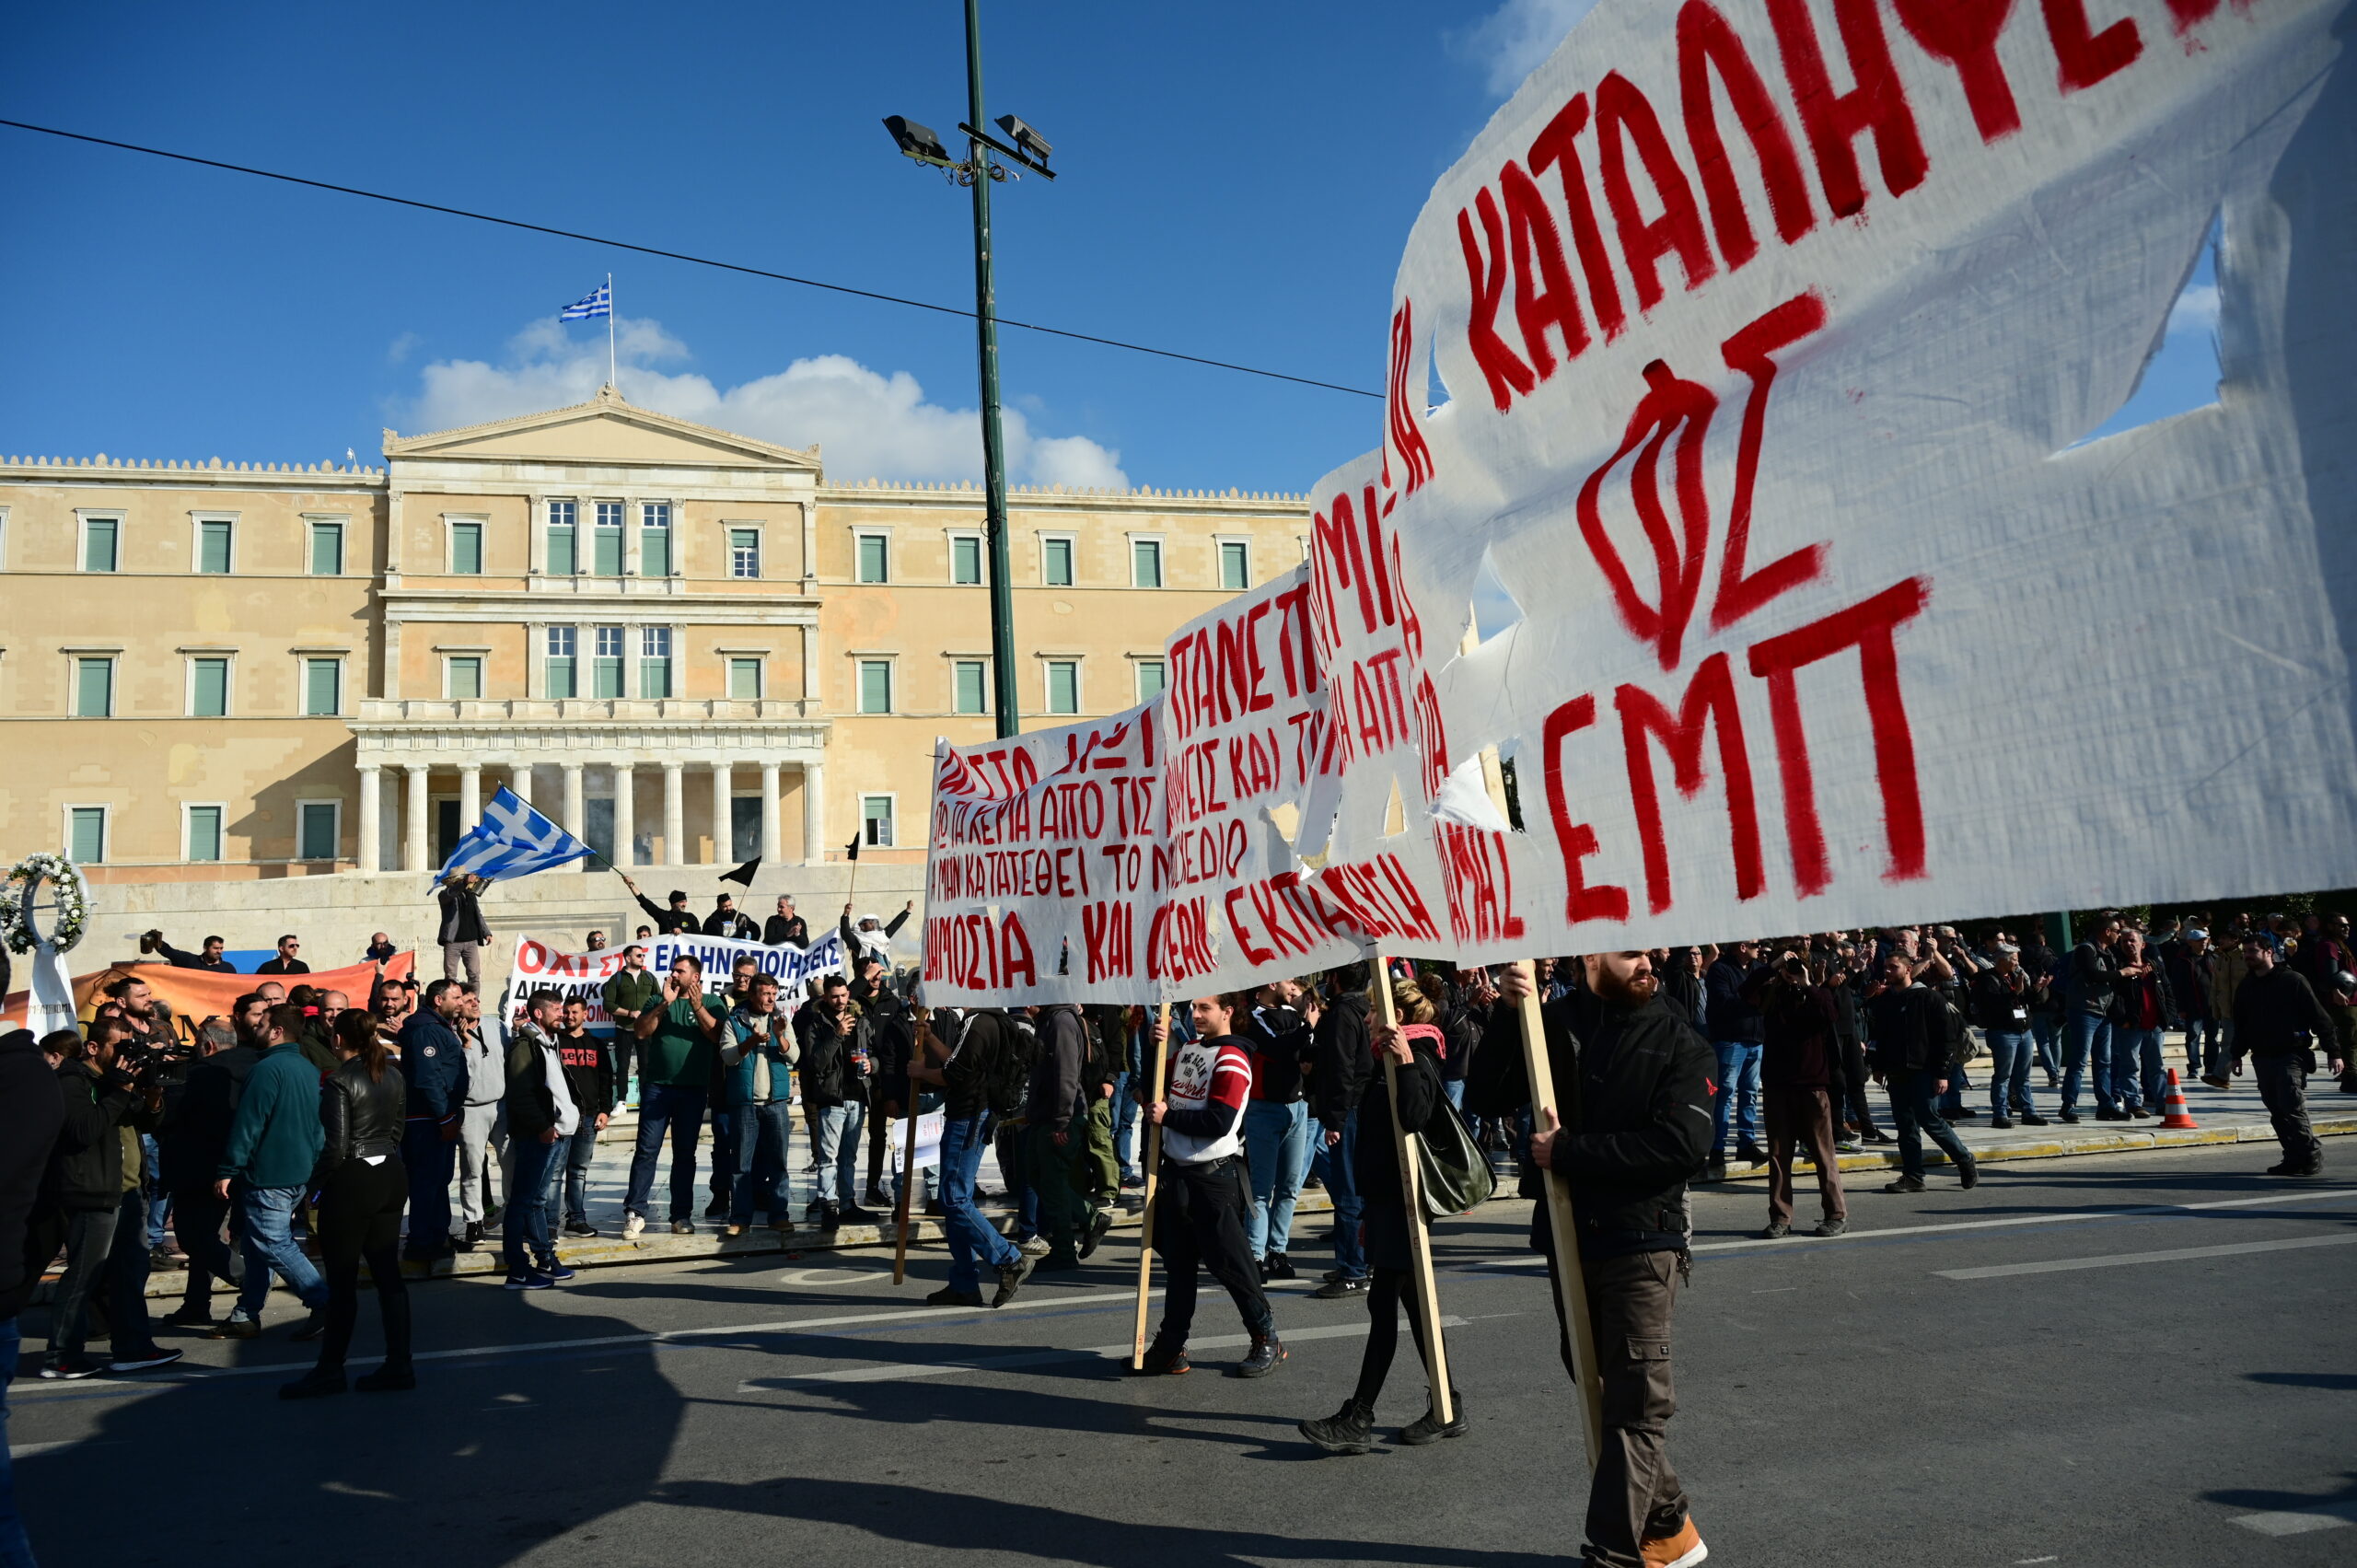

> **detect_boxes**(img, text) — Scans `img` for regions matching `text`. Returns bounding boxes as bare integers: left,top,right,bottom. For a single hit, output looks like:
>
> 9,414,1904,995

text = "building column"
801,760,826,866
662,761,685,866
760,761,783,865
403,764,429,873
510,762,534,808
357,764,382,874
709,760,733,865
612,763,636,868
563,762,586,842
459,763,482,831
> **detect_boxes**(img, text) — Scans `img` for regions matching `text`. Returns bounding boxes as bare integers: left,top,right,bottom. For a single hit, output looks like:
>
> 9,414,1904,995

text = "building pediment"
383,385,821,474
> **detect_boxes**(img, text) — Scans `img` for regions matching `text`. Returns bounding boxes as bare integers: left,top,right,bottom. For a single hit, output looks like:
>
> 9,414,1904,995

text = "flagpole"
606,272,618,394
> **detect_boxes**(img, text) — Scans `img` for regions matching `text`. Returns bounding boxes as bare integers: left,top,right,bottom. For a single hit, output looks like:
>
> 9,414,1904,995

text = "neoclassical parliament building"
0,387,1308,951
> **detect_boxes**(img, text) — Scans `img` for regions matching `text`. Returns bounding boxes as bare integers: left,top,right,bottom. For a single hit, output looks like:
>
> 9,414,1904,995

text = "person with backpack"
1024,1004,1099,1271
1297,981,1458,1455
911,1005,1035,1307
1865,953,1979,1193
1137,994,1285,1379
1308,963,1375,1300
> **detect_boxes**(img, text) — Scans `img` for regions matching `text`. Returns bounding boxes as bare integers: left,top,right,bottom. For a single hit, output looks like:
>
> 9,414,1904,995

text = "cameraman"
141,929,237,972
33,1018,175,1377
1973,945,2048,1129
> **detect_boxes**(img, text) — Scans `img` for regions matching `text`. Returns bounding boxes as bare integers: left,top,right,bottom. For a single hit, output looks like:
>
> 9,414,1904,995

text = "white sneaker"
1017,1235,1051,1258
622,1211,645,1238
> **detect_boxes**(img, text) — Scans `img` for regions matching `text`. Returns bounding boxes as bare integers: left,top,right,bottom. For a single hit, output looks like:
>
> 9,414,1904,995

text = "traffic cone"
2158,1069,2200,1130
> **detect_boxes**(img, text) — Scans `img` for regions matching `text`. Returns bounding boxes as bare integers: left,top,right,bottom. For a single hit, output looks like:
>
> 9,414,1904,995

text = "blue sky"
0,0,2218,493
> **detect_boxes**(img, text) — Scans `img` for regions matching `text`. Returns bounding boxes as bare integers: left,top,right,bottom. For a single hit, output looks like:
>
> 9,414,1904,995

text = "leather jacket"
315,1056,407,1184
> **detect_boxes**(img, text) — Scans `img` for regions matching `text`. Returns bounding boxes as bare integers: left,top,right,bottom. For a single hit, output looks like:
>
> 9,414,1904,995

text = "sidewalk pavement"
105,1072,2357,1300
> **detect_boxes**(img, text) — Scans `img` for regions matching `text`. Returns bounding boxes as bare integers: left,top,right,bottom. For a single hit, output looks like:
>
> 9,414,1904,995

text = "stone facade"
0,387,1309,960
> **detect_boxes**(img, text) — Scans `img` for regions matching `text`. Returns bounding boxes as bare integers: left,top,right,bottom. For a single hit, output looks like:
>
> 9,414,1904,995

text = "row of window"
859,531,1250,591
71,655,345,719
65,800,341,866
855,655,1166,716
76,516,351,575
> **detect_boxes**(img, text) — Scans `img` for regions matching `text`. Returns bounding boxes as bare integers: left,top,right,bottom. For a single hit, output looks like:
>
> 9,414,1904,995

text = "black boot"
1398,1388,1469,1445
1298,1397,1376,1455
278,1366,346,1400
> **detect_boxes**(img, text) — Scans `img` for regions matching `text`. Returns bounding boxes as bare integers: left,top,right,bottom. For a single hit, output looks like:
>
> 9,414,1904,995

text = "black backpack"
966,1009,1039,1120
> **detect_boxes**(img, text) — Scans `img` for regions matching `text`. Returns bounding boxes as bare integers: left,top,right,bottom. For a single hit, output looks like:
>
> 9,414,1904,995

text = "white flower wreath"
1,853,90,956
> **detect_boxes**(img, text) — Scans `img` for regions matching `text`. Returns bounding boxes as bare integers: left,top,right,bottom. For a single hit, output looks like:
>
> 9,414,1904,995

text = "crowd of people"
6,891,2351,1568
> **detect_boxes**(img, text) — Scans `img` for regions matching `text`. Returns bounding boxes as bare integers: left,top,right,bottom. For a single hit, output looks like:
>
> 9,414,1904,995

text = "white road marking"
9,1440,94,1459
1936,1231,2357,1280
740,1316,1477,1389
2227,1498,2357,1536
1470,1188,2353,1267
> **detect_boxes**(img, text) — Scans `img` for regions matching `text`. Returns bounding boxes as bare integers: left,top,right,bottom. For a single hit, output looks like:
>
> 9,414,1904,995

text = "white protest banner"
890,1108,946,1174
499,928,853,1037
1300,0,2357,955
923,700,1169,1005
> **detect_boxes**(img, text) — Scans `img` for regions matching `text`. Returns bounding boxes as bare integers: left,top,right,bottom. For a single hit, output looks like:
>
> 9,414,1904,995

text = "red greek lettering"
1892,0,2025,143
1457,188,1536,412
1768,0,1930,220
1541,694,1632,924
1616,652,1763,915
1678,0,1817,270
1527,94,1628,343
2040,0,2142,92
1595,70,1717,313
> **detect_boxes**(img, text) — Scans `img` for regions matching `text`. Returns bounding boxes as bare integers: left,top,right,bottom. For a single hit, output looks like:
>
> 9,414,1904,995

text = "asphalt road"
10,1141,2355,1568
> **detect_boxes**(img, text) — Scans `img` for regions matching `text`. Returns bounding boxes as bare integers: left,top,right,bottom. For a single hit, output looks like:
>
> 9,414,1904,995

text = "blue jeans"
1939,1060,1972,1118
2117,1026,2164,1109
813,1102,865,1209
1325,1109,1365,1279
2062,1012,2111,1114
1713,1041,1763,1152
941,1112,1017,1293
1242,1098,1312,1260
505,1135,560,1271
730,1101,795,1225
236,1184,327,1320
2183,1017,2223,1076
142,1133,168,1246
1443,1078,1467,1110
401,1120,456,1255
1109,1073,1142,1179
0,1316,33,1568
2030,1013,2062,1077
1987,1030,2037,1117
1887,1067,1972,1181
624,1084,707,1222
561,1121,599,1224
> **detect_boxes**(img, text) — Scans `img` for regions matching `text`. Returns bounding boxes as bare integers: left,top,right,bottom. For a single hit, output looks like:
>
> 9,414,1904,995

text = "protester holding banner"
1476,956,1713,1568
911,1006,1033,1308
1298,985,1458,1455
624,957,725,1237
1138,997,1283,1379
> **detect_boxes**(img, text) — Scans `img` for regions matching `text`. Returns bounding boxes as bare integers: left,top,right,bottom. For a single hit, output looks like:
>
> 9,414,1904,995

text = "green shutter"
187,806,223,863
642,525,670,577
75,658,112,717
953,536,981,584
1136,659,1167,701
192,657,228,717
69,807,106,864
1044,537,1073,586
859,661,892,713
198,520,233,574
305,658,340,715
449,658,482,700
956,661,986,714
858,534,888,583
638,659,669,700
1048,661,1078,714
1221,540,1248,589
84,519,118,573
547,525,575,575
310,521,343,575
595,525,623,576
730,658,761,700
299,802,338,861
451,522,483,575
1132,539,1161,587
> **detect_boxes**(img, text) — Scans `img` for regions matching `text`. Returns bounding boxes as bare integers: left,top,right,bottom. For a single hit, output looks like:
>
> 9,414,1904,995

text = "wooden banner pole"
1128,1001,1171,1370
891,1020,926,1283
1372,955,1455,1426
1515,961,1605,1468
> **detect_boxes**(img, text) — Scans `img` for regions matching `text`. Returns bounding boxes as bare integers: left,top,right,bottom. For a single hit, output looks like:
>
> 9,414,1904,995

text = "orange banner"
1,951,415,1037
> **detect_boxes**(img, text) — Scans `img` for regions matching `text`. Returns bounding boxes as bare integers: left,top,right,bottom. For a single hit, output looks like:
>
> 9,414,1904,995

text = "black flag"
719,855,761,888
844,833,862,862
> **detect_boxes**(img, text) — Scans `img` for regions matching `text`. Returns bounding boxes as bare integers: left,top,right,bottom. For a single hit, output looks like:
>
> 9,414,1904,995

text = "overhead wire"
0,118,1383,401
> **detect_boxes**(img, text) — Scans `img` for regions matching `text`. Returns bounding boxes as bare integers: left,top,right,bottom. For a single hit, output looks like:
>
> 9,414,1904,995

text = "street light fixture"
883,0,1051,740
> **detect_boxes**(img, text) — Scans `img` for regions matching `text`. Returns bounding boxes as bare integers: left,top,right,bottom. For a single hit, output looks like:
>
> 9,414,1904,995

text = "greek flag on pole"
559,284,611,320
435,787,596,886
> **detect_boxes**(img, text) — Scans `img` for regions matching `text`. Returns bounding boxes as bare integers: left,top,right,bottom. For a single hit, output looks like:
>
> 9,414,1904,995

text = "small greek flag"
435,787,596,886
559,284,611,320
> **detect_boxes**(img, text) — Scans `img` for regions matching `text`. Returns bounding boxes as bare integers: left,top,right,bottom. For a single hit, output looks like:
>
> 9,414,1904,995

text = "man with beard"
1480,950,1714,1568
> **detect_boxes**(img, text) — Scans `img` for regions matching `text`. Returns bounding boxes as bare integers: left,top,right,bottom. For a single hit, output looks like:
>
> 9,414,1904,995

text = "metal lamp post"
885,0,1055,740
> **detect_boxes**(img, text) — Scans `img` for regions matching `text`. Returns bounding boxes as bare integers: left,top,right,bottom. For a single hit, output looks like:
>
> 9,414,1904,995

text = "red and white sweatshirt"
1161,1032,1251,1165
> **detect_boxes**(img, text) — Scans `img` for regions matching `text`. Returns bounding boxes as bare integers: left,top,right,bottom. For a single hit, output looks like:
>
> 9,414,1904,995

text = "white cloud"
1451,0,1601,99
2167,283,2221,337
401,317,1128,489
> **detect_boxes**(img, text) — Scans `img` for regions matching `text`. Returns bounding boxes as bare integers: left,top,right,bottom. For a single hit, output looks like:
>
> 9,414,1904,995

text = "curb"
1696,1117,2357,1184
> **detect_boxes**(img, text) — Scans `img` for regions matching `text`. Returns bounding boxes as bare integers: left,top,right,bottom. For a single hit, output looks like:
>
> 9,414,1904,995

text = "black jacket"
556,1027,616,1120
1743,974,1839,1091
437,884,492,947
1027,1005,1088,1124
42,1060,144,1215
156,1042,262,1188
1352,1037,1443,1215
702,908,759,939
762,914,810,947
1703,957,1767,1042
2233,967,2336,1058
313,1057,406,1186
1972,968,2038,1035
1474,991,1714,1259
254,956,311,976
1308,991,1374,1132
1240,1002,1313,1103
504,1024,568,1141
2069,940,2117,1017
634,893,700,935
795,1005,872,1109
1865,984,1946,1073
154,939,236,971
0,1031,65,1320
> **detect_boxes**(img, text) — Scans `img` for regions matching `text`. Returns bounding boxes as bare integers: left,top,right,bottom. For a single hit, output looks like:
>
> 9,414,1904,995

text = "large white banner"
1328,0,2357,958
498,928,853,1037
925,0,2357,1002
